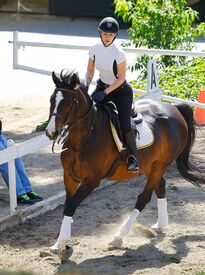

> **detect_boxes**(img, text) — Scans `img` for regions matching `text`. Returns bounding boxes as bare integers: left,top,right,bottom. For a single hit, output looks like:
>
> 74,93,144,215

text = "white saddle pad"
110,116,154,152
135,121,154,149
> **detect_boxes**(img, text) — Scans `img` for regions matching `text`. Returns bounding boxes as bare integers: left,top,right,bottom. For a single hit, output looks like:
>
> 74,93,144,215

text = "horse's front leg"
51,176,101,256
50,173,79,253
49,193,74,255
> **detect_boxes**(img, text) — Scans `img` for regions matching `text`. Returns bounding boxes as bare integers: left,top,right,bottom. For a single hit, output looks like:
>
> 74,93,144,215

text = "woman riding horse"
86,17,139,173
45,69,205,256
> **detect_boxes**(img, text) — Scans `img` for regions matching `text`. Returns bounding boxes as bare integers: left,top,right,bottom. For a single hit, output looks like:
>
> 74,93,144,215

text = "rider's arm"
85,57,95,90
104,61,126,95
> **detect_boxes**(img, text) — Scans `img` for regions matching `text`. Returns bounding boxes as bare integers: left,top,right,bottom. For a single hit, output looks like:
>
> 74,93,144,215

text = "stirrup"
127,154,139,173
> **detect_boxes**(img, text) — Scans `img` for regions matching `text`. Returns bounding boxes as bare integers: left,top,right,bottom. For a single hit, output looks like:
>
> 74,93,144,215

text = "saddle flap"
110,120,154,151
103,101,154,151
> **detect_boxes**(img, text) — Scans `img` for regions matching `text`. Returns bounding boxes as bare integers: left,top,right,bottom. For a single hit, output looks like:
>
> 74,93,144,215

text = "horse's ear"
52,71,61,86
70,72,80,89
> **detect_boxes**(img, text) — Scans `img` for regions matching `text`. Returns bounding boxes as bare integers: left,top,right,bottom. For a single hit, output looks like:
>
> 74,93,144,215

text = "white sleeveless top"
88,42,126,85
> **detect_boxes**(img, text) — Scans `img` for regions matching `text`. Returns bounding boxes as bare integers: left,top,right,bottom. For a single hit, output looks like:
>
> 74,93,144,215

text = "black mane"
60,69,93,106
60,69,80,89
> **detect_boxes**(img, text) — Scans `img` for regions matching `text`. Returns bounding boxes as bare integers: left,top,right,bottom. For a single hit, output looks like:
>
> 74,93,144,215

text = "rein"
67,106,97,152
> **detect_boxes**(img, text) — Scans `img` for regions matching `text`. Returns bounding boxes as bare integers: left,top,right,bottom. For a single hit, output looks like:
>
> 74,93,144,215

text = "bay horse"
45,70,205,255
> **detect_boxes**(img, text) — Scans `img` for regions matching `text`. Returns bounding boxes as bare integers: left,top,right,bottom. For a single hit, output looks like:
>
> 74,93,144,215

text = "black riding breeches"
94,80,133,134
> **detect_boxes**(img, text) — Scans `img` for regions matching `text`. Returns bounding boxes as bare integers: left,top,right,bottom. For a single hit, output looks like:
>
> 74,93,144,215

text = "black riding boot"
124,130,139,173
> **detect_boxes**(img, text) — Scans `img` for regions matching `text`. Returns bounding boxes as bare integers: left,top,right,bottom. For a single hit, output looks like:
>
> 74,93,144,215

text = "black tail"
175,103,205,185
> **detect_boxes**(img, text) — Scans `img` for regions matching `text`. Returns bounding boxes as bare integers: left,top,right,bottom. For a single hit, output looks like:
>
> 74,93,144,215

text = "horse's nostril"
45,129,56,140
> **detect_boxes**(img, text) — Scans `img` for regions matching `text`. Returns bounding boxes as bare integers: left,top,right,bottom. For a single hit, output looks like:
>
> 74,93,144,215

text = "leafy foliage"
114,0,205,79
116,0,200,48
35,120,48,132
131,57,205,101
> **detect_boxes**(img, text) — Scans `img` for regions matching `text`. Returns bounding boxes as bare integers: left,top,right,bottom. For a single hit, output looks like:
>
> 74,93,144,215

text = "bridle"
50,87,96,153
49,88,76,124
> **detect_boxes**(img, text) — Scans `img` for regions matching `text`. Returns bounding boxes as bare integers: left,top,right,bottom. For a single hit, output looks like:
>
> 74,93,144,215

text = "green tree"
114,0,205,79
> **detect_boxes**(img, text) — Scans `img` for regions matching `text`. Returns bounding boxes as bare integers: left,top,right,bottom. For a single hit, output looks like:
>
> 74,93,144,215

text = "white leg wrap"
118,209,140,237
50,216,73,251
110,209,139,248
152,197,168,229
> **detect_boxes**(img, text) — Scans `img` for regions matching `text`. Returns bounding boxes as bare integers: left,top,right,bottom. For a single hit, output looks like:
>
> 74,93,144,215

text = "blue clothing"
0,134,32,197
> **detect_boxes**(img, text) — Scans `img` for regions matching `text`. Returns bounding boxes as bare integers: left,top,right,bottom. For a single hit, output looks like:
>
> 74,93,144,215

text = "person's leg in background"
15,157,43,202
0,133,42,204
0,161,34,204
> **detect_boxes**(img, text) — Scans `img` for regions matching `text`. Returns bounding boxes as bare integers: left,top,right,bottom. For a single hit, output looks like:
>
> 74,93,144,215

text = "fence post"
13,29,18,70
7,139,17,215
146,59,162,101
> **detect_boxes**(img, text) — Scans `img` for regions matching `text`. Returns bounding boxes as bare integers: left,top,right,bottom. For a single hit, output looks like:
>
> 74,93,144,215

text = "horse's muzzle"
45,128,60,141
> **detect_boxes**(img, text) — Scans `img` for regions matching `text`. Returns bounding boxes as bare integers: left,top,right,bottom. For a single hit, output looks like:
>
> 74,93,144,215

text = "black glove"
0,120,2,134
91,90,106,103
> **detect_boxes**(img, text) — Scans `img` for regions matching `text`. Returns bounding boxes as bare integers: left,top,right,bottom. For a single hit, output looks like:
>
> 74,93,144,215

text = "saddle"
99,101,154,177
102,101,143,146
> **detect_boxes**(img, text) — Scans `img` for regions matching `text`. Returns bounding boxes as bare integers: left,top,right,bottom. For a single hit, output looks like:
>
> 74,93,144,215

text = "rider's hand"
91,90,106,103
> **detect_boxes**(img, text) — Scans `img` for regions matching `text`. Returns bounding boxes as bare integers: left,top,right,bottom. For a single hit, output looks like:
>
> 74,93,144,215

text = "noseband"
49,112,65,123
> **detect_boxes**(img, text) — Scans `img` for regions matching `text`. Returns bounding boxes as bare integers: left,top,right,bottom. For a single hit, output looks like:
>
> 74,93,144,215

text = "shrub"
115,0,205,80
131,57,205,101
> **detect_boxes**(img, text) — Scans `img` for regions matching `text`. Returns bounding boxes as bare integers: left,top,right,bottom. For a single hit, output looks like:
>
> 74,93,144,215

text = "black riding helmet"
98,17,119,34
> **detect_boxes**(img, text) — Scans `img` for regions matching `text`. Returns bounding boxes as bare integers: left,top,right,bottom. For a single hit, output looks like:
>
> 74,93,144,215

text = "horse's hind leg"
110,161,166,248
152,177,168,229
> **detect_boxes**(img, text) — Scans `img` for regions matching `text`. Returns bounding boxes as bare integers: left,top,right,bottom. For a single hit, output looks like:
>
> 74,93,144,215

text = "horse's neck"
68,89,95,150
76,87,90,118
68,107,96,150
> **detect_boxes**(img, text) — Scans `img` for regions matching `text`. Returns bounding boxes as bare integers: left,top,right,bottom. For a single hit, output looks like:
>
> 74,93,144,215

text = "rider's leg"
106,83,139,173
124,129,139,173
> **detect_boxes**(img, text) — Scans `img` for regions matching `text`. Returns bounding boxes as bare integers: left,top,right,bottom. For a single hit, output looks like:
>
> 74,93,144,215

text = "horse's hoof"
49,243,59,255
109,236,123,248
151,222,160,229
60,245,73,263
151,222,168,230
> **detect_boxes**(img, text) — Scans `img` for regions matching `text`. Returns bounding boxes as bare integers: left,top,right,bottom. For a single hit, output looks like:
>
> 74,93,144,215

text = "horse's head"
46,69,83,141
